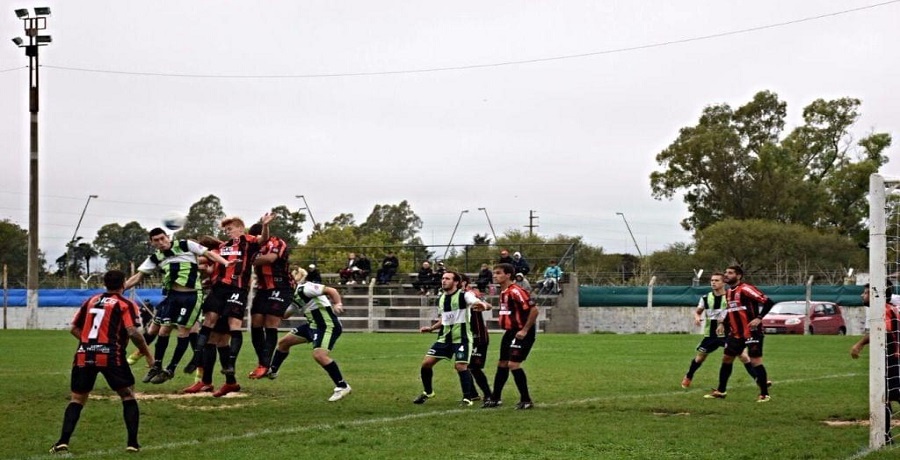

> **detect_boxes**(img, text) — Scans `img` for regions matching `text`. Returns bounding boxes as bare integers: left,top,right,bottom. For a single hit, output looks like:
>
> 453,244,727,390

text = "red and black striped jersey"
254,237,292,290
886,302,900,357
498,283,536,331
724,282,770,339
71,293,140,367
467,287,490,342
214,234,260,290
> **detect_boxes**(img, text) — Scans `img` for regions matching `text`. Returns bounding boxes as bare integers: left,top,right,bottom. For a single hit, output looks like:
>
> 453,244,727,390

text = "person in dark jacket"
376,251,400,285
413,261,434,295
476,263,492,292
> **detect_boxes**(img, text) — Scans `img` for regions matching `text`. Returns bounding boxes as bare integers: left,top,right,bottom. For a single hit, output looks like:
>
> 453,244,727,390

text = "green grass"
1,331,898,459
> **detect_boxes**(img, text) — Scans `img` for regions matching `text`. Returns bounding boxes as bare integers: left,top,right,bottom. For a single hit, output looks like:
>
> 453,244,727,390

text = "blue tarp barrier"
2,289,165,307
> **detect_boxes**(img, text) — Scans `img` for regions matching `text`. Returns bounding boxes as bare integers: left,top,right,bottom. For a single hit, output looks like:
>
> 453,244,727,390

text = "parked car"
761,301,847,335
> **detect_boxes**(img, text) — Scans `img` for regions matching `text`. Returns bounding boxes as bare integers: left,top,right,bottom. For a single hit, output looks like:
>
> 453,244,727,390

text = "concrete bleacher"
279,274,557,333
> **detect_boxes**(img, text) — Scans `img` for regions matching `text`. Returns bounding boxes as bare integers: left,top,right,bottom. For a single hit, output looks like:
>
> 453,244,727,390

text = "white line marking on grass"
22,371,863,460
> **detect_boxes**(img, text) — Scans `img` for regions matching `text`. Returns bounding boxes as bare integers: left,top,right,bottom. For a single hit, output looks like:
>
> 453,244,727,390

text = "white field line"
23,372,864,460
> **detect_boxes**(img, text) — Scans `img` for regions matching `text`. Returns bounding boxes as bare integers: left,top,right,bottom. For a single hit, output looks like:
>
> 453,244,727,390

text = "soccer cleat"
248,365,270,380
328,385,352,402
515,401,535,410
267,370,278,380
126,445,141,453
150,369,174,384
126,350,143,366
412,392,435,404
466,394,482,402
142,364,162,383
681,376,692,389
704,389,727,399
212,383,241,398
49,443,69,454
459,398,474,407
183,360,198,374
481,399,502,409
182,381,214,394
757,395,772,403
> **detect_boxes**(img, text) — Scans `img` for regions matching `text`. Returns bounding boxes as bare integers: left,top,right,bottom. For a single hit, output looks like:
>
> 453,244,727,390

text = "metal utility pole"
66,195,98,287
477,207,497,243
443,210,469,260
12,7,52,328
524,210,539,236
615,212,643,258
295,195,318,229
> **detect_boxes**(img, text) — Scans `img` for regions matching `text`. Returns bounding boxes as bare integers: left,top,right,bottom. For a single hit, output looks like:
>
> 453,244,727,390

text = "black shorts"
290,323,342,350
426,341,471,363
251,288,292,317
202,284,248,319
696,336,725,354
70,364,135,394
498,328,536,363
469,339,489,369
155,290,202,327
888,355,900,402
724,332,765,358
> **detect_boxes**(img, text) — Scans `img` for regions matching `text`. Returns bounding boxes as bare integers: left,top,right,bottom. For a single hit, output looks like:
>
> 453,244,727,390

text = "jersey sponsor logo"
220,247,243,256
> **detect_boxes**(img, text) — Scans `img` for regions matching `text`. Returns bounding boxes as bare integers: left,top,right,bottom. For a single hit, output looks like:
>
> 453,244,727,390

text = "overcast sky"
2,1,899,267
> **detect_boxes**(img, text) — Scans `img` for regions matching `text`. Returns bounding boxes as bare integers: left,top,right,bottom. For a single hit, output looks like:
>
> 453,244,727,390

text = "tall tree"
93,221,150,271
0,220,31,286
266,205,306,246
180,194,226,239
650,91,891,242
359,201,423,244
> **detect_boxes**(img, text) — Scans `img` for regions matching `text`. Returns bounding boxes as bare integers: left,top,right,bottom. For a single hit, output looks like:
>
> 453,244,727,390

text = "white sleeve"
464,291,481,306
186,239,208,256
137,257,157,274
696,297,705,311
303,283,326,298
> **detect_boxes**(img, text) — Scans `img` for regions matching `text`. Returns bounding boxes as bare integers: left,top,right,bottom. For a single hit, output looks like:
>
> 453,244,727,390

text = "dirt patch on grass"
89,391,249,401
174,403,252,411
824,419,900,427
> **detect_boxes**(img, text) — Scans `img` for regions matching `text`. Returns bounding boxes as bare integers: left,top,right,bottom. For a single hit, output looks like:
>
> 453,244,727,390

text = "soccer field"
1,330,897,460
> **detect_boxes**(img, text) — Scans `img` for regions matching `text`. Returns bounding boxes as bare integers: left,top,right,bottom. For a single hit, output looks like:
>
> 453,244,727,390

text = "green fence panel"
578,285,865,307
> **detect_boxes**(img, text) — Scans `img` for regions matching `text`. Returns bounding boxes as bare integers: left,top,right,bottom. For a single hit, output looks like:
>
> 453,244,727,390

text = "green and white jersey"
434,289,479,344
137,239,206,291
698,292,726,337
293,282,340,329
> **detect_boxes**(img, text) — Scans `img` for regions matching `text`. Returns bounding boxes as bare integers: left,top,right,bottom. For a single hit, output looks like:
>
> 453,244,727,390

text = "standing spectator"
412,271,491,406
483,263,539,410
431,262,447,293
247,220,293,380
306,264,322,284
476,263,493,292
376,251,400,285
537,260,563,294
413,261,434,295
498,249,514,266
50,270,154,454
268,269,352,402
704,265,774,402
850,282,900,443
338,252,359,285
512,251,531,277
354,253,372,284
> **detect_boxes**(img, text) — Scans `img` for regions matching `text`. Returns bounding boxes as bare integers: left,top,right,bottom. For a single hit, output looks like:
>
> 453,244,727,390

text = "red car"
761,301,847,335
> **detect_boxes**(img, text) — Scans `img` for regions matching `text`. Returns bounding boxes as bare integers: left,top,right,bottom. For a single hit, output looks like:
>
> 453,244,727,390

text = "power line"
32,1,898,80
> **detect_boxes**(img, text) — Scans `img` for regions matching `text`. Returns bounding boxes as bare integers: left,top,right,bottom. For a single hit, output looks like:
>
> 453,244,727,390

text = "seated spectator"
338,252,359,285
515,272,532,291
498,249,514,265
412,261,434,295
430,261,446,292
475,263,492,292
376,251,399,285
354,253,372,284
306,263,322,284
512,251,530,277
537,260,563,294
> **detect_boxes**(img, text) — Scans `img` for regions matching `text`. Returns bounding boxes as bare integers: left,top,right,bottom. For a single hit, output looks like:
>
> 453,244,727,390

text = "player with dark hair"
247,217,294,380
460,273,493,402
190,215,268,397
413,270,491,406
267,269,353,401
50,270,155,454
681,272,761,388
705,265,775,402
124,227,229,385
850,282,900,443
483,263,539,410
